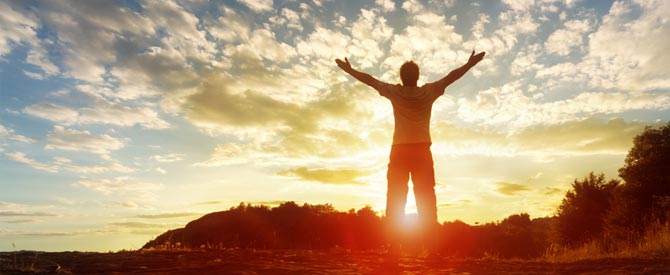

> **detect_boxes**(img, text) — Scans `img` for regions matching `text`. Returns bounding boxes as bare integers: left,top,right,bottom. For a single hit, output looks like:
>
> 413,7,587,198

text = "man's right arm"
335,57,386,90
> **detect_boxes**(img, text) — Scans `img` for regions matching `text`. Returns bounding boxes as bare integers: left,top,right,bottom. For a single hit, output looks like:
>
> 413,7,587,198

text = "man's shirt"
373,82,444,145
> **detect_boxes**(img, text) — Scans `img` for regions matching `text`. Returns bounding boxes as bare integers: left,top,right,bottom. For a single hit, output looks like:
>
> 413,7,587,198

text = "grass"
545,221,670,262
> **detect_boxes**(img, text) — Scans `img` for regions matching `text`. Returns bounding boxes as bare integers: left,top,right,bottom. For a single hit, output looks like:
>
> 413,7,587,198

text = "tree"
556,172,619,246
617,122,670,223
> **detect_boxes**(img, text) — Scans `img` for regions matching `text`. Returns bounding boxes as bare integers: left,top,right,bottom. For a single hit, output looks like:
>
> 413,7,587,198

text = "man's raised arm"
433,50,486,91
335,57,385,89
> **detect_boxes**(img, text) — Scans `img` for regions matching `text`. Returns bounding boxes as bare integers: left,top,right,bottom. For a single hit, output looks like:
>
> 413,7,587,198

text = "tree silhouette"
620,122,670,220
555,172,619,246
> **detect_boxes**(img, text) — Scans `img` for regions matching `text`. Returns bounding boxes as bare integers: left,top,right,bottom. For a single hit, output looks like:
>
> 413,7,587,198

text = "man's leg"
410,146,438,252
386,146,410,252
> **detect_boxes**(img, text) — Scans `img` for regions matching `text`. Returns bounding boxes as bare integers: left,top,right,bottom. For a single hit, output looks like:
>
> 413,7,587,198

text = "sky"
0,0,669,252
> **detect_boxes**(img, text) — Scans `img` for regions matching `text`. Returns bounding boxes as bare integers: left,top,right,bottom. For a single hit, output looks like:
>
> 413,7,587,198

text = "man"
335,50,485,251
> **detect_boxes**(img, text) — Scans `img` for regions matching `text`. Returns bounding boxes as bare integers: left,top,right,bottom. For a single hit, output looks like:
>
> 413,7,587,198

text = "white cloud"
22,70,44,80
511,43,543,75
472,13,490,40
23,101,169,129
23,103,78,125
582,0,670,92
249,28,296,63
349,9,394,69
0,1,38,56
281,8,303,31
142,0,215,64
4,152,58,173
0,201,58,218
535,1,670,93
151,153,185,163
238,0,274,13
208,7,251,43
194,143,264,167
0,124,35,143
384,2,464,78
4,151,134,174
545,19,592,56
460,9,540,79
46,126,124,155
73,177,162,201
457,81,670,130
375,0,395,12
78,101,169,129
0,1,58,76
53,157,134,174
38,0,155,83
502,0,535,11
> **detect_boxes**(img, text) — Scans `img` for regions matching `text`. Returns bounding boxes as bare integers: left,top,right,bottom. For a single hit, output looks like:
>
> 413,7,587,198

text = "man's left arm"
432,50,486,93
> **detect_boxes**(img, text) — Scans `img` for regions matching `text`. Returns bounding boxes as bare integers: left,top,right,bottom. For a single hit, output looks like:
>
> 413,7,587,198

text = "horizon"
1,0,669,252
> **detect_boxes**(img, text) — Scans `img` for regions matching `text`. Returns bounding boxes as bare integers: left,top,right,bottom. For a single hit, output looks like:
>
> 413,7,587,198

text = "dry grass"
545,221,670,262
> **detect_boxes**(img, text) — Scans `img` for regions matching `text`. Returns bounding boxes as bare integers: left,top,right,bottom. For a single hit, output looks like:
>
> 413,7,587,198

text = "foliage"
555,172,619,246
144,202,552,258
609,122,670,235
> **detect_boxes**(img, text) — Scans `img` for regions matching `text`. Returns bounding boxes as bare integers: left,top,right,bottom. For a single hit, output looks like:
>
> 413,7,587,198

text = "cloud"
73,177,162,201
207,6,251,43
105,221,181,235
0,211,57,217
108,201,142,209
193,200,225,205
0,124,35,143
151,153,184,163
502,0,535,11
4,151,133,174
38,0,155,83
375,0,395,12
432,117,655,157
543,187,563,196
23,103,79,125
81,101,169,129
494,182,531,196
238,0,274,13
4,152,58,172
135,212,199,219
511,43,543,75
536,1,670,92
456,81,670,130
2,219,39,224
277,167,371,185
0,230,78,237
385,2,464,76
53,157,135,174
583,1,670,92
545,19,592,56
0,1,39,56
109,221,173,229
0,1,58,76
186,75,374,165
22,101,169,129
46,126,124,156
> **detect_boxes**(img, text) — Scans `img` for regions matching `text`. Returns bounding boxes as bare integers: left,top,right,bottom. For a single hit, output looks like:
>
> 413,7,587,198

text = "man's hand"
467,50,486,66
335,57,352,72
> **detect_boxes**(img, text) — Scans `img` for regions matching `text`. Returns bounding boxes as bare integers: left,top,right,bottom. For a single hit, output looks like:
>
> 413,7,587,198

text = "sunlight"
400,213,421,233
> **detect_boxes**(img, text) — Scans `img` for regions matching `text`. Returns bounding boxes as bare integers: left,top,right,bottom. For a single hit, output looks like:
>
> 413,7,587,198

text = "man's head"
400,61,419,87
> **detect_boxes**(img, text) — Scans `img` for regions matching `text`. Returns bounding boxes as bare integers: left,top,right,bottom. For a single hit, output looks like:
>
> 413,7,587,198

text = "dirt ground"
1,249,669,275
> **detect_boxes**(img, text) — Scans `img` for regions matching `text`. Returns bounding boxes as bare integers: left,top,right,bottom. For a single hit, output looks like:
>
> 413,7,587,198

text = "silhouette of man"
335,50,485,251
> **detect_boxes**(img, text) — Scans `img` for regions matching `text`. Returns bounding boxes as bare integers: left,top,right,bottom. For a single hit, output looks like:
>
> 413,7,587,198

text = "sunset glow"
1,0,669,252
